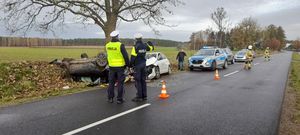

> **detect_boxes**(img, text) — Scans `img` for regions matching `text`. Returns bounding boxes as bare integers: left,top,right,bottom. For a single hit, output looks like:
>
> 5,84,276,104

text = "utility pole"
193,33,196,50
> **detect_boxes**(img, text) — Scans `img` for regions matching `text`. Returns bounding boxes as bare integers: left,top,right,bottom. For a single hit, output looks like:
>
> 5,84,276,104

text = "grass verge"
0,61,88,107
279,52,300,135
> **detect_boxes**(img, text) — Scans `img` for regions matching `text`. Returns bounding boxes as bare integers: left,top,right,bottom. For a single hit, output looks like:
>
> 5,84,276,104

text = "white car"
146,52,171,79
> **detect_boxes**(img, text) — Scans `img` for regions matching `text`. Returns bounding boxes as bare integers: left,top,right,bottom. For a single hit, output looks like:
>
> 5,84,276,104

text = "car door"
226,48,233,60
216,49,225,66
160,53,169,73
215,49,221,66
156,53,165,73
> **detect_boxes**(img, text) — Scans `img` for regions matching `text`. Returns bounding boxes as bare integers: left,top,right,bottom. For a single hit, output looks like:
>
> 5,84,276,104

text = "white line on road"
62,103,151,135
224,70,239,77
254,63,260,66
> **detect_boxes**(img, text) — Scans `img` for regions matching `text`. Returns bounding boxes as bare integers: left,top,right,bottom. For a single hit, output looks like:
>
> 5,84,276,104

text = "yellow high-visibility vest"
131,44,154,56
105,42,125,67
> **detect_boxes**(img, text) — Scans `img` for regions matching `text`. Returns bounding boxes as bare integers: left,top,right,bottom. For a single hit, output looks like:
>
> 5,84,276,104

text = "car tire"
154,66,160,79
223,60,228,69
189,67,194,71
211,61,216,71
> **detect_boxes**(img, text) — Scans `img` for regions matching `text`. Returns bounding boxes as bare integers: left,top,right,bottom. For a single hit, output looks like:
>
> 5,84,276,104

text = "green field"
0,47,194,63
291,52,300,120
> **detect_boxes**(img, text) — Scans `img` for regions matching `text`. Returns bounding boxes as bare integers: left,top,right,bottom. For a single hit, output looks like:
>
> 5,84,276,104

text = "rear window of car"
146,53,157,59
161,53,167,59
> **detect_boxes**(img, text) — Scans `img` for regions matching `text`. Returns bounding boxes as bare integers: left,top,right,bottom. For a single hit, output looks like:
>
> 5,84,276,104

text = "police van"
188,46,228,71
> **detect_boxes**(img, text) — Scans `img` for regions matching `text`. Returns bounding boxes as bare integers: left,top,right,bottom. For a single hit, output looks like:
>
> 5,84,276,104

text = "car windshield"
223,48,231,54
146,53,157,59
196,49,215,56
221,49,228,54
237,51,246,55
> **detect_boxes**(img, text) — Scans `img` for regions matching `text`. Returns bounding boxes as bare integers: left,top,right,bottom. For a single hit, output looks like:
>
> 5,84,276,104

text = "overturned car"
50,53,110,85
51,52,171,85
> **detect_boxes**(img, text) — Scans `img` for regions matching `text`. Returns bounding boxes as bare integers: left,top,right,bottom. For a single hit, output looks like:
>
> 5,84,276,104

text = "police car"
188,46,228,71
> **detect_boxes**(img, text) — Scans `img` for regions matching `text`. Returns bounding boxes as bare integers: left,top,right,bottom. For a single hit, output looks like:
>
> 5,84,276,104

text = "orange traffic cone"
214,69,220,80
159,80,169,99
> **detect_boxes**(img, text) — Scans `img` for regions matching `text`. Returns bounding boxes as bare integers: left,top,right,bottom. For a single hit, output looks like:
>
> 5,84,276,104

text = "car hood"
146,57,157,66
190,55,213,61
236,53,246,57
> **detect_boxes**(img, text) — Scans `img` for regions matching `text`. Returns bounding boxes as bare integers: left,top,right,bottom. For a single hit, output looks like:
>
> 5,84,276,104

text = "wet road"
0,52,292,135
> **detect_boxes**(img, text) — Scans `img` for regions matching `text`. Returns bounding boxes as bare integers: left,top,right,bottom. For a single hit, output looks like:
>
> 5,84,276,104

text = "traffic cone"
214,69,220,80
159,80,169,99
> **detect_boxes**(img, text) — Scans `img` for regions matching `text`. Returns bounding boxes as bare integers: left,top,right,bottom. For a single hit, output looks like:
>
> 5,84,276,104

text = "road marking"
62,103,151,135
224,70,239,77
254,63,260,66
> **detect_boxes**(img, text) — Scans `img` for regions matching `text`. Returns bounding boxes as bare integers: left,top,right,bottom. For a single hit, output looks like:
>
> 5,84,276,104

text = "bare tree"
230,17,261,49
0,0,182,43
211,7,230,47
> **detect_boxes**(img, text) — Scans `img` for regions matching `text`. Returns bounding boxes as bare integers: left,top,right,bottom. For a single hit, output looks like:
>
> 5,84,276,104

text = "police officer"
130,33,154,102
105,30,129,104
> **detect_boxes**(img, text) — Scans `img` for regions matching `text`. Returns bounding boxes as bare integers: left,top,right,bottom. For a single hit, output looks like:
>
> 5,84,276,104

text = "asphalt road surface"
0,51,292,135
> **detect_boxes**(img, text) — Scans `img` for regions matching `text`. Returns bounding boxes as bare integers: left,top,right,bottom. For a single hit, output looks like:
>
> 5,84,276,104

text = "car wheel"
189,67,194,71
211,61,216,71
154,66,160,79
167,65,172,74
223,60,228,69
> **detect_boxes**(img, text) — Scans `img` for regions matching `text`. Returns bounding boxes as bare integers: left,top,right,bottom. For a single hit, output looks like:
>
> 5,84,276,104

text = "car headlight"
203,59,211,66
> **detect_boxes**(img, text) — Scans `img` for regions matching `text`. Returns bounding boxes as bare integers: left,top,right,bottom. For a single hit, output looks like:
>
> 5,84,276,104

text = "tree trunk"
104,15,118,44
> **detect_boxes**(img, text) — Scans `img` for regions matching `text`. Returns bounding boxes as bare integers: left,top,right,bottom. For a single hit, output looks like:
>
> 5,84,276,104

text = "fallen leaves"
0,61,86,101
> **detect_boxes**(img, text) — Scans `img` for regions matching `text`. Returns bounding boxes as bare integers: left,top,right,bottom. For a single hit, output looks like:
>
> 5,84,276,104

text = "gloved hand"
147,41,154,51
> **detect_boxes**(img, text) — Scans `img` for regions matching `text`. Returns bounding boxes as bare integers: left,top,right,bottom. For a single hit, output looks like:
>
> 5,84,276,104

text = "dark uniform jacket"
130,40,154,67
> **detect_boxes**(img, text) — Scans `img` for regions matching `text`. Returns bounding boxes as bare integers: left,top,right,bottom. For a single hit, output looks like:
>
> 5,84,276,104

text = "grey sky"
0,0,299,41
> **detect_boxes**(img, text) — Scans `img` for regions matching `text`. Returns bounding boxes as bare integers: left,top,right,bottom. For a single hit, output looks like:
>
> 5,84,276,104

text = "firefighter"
130,33,154,102
105,30,129,104
264,47,270,61
244,45,254,70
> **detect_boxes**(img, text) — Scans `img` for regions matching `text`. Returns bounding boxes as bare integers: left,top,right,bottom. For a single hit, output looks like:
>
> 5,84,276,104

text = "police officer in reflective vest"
130,33,154,102
105,30,129,104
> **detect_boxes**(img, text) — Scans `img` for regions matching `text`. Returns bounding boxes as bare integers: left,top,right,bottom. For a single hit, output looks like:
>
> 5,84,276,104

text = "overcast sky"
0,0,299,41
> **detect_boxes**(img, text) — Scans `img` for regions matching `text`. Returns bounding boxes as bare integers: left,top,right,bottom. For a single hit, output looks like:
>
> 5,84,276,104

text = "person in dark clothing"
176,49,187,71
105,30,130,104
130,33,154,102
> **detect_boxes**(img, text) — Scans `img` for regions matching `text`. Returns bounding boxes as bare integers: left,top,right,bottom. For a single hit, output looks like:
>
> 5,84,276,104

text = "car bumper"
234,58,246,62
189,63,211,69
146,66,156,80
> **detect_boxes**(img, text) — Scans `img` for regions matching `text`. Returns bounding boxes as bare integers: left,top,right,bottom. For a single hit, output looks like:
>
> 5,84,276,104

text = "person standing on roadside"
105,30,129,104
176,49,187,71
130,33,154,102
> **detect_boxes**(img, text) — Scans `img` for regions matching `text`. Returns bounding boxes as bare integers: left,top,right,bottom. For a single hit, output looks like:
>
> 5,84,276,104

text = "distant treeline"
0,36,183,47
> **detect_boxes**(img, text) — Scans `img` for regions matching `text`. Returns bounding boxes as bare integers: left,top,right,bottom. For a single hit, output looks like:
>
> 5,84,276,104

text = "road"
0,52,292,135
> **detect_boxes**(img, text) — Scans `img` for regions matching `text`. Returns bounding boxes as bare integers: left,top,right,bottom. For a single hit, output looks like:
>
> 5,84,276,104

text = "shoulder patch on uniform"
138,49,147,53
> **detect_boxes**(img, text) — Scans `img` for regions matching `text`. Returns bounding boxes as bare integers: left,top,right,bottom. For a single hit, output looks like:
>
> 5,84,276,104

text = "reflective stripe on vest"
106,42,125,67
